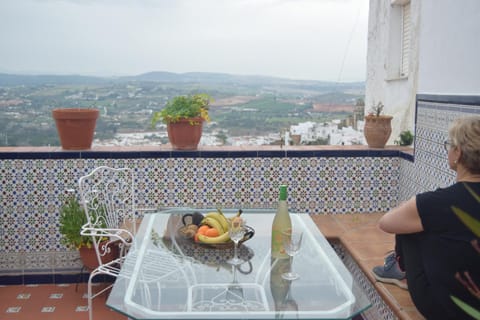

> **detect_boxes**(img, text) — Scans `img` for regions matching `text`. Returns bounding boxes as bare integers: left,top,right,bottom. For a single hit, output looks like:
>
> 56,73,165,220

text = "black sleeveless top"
416,182,480,319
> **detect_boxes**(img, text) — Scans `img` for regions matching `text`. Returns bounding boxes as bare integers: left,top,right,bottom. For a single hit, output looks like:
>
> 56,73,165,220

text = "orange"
198,225,210,235
205,228,220,237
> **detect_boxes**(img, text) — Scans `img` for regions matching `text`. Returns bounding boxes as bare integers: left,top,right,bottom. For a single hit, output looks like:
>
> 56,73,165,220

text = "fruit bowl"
179,212,255,249
177,224,255,249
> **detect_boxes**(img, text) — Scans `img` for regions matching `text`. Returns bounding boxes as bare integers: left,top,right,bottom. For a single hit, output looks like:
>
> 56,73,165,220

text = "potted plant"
395,130,414,146
363,101,393,148
151,93,212,150
58,193,117,270
52,107,99,150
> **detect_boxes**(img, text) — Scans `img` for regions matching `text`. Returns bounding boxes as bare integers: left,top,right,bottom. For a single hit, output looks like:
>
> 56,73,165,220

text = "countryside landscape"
0,72,365,147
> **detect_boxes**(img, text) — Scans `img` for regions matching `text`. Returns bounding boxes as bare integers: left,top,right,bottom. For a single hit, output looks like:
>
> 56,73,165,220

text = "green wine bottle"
271,185,292,259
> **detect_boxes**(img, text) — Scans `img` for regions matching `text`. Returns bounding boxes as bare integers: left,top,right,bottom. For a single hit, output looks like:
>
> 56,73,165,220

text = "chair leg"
76,265,87,292
88,273,94,320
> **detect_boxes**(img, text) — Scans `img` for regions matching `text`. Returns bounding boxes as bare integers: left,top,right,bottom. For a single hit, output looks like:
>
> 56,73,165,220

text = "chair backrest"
78,166,136,237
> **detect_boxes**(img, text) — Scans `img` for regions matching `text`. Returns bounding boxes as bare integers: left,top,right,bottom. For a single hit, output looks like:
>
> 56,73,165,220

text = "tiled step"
311,212,425,320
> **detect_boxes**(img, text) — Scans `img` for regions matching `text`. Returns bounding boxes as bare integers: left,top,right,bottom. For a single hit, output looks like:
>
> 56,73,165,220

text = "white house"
290,120,365,145
366,0,480,144
290,121,337,144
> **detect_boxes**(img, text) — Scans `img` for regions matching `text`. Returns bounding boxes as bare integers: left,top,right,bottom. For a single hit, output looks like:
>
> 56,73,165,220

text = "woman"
378,116,480,319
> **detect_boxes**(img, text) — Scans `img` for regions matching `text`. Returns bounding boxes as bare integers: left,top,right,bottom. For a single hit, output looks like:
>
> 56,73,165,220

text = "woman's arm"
378,196,424,234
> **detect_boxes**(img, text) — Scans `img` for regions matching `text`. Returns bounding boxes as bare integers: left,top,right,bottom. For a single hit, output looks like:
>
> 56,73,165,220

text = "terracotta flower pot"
166,117,204,150
364,115,393,148
78,241,119,270
52,108,99,150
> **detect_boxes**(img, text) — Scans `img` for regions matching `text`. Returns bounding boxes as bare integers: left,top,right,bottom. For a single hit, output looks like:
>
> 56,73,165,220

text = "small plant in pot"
58,193,118,270
364,101,393,148
395,130,414,146
151,93,212,150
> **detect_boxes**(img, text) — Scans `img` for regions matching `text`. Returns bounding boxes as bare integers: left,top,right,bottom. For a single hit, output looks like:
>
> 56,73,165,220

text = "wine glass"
225,264,244,304
281,229,303,280
227,218,246,265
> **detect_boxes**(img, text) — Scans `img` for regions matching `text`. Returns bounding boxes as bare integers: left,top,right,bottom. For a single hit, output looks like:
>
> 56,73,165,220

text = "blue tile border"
0,273,116,285
0,275,23,285
0,148,407,160
417,94,480,106
399,151,414,162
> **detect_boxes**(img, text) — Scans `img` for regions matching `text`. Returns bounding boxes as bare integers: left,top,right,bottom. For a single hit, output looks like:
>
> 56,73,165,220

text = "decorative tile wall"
1,153,400,276
398,95,480,202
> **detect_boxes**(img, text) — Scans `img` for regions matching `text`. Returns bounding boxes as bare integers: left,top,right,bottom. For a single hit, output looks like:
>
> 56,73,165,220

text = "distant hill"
127,71,325,85
128,71,364,89
0,71,364,91
0,73,110,86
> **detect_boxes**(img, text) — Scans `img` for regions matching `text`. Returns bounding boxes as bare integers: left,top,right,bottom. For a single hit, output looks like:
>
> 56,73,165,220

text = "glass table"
107,209,371,319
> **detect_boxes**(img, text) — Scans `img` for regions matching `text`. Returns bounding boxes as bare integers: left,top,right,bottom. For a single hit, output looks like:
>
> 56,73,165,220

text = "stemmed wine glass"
281,229,303,280
227,218,246,265
225,264,244,304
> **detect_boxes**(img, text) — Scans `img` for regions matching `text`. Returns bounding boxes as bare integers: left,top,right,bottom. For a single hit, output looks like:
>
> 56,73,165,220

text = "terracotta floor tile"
403,308,426,320
0,284,127,320
332,212,384,231
310,214,345,238
341,227,394,243
344,241,394,261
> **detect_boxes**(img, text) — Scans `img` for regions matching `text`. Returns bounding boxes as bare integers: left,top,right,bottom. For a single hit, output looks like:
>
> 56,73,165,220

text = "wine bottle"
271,185,292,259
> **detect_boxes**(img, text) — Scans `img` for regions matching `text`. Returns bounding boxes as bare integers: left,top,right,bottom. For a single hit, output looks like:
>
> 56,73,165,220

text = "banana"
227,209,243,222
201,217,225,234
197,231,231,244
205,211,229,232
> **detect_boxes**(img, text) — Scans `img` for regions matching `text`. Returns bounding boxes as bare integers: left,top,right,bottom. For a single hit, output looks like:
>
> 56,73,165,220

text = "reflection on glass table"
106,209,371,319
281,226,304,280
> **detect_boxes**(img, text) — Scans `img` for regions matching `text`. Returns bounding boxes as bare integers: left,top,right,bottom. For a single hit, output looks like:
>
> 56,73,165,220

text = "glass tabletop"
107,208,371,319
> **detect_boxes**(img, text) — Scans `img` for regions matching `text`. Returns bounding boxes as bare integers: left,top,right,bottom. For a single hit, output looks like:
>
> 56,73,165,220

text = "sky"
0,0,369,82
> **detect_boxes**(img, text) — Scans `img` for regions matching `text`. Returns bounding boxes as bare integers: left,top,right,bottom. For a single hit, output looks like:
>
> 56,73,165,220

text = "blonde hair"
449,115,480,174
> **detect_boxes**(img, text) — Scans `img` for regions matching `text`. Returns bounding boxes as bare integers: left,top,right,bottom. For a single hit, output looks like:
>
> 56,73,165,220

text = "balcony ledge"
0,145,414,160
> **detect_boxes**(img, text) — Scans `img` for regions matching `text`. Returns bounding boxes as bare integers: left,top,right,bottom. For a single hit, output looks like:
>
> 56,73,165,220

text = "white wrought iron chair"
78,166,137,320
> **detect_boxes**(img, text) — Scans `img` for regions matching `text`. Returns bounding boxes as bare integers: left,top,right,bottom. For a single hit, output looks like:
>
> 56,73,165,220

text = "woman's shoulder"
417,182,479,208
417,182,480,232
425,182,479,196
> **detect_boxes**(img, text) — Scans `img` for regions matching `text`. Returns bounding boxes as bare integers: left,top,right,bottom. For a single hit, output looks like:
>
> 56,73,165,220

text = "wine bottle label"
271,185,291,259
271,228,291,258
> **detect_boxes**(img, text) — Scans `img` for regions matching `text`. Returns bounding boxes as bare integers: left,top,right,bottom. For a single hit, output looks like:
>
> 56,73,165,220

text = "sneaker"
372,252,408,290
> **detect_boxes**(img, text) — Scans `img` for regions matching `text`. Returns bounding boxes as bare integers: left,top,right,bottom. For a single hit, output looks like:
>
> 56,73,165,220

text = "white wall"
418,0,480,94
365,0,421,144
366,0,480,145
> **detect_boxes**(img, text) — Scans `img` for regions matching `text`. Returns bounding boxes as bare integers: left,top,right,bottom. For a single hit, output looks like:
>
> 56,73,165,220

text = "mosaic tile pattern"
1,156,401,274
397,98,480,203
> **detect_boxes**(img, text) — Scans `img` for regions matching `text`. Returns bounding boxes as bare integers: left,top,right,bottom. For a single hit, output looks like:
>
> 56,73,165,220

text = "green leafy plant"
58,195,92,249
395,130,414,146
151,93,212,126
450,183,480,318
